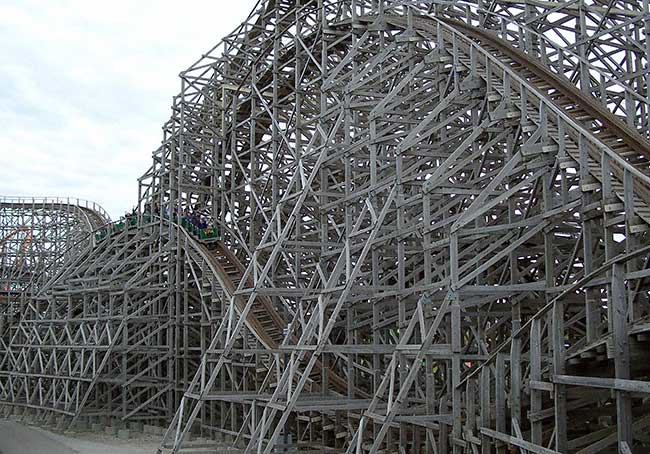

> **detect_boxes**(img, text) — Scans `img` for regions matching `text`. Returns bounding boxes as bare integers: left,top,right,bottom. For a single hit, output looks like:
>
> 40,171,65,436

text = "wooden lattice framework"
3,1,650,453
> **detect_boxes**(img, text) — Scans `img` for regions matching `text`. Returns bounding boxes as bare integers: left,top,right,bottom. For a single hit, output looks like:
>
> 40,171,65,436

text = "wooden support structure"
2,1,650,453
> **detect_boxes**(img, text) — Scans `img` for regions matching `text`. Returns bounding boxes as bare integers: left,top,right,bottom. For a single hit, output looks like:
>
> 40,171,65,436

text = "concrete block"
73,420,89,431
56,416,69,431
105,426,117,436
129,421,144,432
118,429,130,440
144,424,160,435
111,419,125,429
44,418,57,428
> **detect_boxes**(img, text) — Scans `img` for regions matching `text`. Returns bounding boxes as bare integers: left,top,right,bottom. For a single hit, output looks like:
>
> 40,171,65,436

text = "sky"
0,0,257,219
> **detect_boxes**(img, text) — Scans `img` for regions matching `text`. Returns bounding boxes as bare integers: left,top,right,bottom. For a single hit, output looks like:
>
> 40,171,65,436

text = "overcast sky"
0,0,257,219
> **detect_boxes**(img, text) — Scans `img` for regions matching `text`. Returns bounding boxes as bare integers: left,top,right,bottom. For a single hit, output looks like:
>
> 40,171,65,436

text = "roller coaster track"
0,199,110,232
6,2,650,453
235,13,650,454
0,197,111,295
181,228,350,394
0,227,33,292
395,14,650,227
29,215,348,436
158,7,650,453
441,18,650,188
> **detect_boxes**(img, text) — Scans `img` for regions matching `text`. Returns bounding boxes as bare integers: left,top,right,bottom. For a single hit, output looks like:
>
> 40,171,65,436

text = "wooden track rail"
184,232,351,395
5,2,650,453
442,18,650,162
398,14,650,225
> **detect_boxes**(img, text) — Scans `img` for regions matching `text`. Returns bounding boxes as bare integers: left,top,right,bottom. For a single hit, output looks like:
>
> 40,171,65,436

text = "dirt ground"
0,420,161,454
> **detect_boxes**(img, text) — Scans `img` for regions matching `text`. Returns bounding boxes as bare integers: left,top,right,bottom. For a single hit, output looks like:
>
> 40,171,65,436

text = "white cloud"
0,0,256,219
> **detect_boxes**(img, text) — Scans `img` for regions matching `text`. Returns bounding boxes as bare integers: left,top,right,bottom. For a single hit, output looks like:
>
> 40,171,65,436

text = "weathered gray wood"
3,3,650,454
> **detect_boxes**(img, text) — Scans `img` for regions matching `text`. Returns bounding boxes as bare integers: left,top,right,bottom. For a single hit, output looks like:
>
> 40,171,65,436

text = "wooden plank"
480,428,561,454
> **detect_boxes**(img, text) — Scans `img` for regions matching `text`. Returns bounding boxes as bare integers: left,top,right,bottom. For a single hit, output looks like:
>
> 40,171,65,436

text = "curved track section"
0,197,110,297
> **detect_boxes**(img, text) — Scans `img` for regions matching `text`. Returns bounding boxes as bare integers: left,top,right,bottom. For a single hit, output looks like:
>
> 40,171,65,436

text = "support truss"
3,1,650,453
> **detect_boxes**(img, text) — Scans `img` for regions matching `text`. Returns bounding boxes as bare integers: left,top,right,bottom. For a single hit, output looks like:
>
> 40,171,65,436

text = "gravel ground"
0,420,161,454
0,420,74,454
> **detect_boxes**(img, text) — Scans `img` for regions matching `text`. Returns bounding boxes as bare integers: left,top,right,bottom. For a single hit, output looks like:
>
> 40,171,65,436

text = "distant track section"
0,196,111,296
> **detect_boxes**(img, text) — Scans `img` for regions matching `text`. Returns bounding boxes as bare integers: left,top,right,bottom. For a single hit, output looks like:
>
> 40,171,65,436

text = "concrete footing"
129,421,143,432
56,416,69,431
144,424,164,435
72,419,88,432
215,448,243,454
111,419,125,429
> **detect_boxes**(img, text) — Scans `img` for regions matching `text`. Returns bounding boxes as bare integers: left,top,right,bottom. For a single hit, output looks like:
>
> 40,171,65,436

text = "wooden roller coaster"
2,2,650,454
